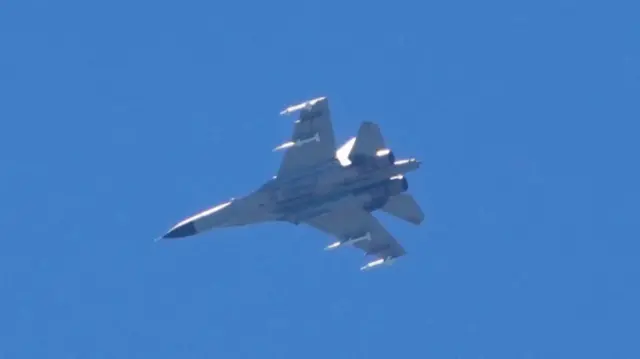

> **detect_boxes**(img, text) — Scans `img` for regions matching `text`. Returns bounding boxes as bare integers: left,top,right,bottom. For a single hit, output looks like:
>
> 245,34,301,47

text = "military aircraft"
161,97,424,271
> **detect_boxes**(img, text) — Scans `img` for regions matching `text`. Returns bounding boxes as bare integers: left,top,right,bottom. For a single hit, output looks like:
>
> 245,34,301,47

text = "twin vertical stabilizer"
335,122,425,226
349,121,387,161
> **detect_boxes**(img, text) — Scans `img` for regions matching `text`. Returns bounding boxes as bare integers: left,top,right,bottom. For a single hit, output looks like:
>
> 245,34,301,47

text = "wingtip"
279,96,328,115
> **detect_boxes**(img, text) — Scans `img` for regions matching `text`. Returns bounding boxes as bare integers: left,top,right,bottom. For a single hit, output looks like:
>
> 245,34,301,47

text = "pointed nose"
163,222,197,239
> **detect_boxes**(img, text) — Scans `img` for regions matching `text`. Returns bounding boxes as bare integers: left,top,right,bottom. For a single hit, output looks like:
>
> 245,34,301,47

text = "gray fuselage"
162,156,420,238
255,157,420,224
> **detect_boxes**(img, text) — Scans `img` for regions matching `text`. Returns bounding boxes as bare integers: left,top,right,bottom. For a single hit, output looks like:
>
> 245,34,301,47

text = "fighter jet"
161,97,424,271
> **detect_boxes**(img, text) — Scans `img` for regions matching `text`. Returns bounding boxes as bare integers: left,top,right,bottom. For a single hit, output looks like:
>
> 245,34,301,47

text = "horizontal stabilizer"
382,194,424,225
349,122,385,160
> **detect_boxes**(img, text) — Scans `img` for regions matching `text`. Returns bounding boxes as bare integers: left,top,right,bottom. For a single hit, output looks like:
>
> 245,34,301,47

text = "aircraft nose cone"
163,222,197,239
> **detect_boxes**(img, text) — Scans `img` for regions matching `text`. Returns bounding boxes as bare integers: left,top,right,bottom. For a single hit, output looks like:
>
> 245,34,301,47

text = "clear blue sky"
1,0,639,358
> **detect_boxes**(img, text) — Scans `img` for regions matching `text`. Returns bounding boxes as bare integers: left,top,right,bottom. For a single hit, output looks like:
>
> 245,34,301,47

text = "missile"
360,256,397,271
273,133,321,151
390,158,421,176
279,96,326,115
325,232,372,250
273,141,295,152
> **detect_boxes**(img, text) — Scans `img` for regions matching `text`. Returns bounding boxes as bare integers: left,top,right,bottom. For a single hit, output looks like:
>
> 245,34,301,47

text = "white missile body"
325,232,372,250
273,132,320,152
360,256,397,271
279,96,326,115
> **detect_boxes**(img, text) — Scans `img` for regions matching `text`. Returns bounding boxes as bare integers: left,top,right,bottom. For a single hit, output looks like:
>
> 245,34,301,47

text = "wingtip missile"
279,96,326,115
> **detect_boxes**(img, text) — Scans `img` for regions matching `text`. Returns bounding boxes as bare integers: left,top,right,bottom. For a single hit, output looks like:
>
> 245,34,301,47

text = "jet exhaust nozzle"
386,176,409,196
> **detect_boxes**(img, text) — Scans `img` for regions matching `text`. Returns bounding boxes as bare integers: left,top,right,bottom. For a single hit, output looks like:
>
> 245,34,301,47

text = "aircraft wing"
276,97,337,178
303,203,406,260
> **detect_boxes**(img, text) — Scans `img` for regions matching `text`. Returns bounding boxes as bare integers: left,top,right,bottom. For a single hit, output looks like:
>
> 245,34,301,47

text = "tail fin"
382,194,425,225
348,122,386,161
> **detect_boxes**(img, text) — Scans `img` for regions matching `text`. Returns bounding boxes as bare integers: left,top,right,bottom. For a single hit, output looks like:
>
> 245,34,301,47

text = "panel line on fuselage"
272,170,392,219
